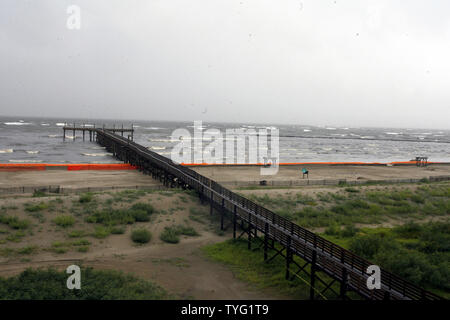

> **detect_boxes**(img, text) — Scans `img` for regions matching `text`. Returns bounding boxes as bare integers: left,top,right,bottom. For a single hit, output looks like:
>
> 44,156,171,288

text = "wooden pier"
68,126,443,300
62,124,134,142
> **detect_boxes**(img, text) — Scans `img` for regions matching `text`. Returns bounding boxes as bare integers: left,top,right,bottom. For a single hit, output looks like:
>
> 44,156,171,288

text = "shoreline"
1,160,449,171
0,163,136,171
0,163,449,191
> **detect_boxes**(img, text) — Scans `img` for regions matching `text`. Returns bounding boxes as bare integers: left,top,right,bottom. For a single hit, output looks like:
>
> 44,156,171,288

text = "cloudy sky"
1,0,449,129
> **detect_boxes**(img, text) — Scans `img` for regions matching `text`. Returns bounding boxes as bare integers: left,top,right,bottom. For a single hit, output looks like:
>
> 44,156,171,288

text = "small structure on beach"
415,156,428,167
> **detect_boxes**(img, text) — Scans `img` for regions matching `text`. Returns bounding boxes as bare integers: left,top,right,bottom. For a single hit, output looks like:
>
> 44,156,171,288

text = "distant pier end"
62,123,134,142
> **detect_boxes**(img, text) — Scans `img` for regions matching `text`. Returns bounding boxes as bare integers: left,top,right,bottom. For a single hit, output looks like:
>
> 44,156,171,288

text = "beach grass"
131,228,152,244
0,267,170,300
321,221,450,297
244,182,450,228
160,225,199,244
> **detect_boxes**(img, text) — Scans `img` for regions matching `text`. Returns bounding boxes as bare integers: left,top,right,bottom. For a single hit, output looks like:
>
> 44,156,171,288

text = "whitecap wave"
4,122,31,126
81,153,113,157
26,150,40,154
9,159,43,163
0,149,13,153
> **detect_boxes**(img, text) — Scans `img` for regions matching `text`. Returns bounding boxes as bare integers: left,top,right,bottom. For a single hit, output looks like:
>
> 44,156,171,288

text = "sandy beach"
1,164,449,190
0,170,159,189
192,164,450,185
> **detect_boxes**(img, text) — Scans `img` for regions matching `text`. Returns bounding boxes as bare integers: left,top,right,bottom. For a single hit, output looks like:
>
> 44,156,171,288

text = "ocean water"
0,116,449,164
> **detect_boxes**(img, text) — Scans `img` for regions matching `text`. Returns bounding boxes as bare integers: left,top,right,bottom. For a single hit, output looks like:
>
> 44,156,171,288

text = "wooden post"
264,222,269,261
285,236,291,279
310,251,317,300
340,268,347,300
220,198,225,230
248,211,252,250
233,205,237,239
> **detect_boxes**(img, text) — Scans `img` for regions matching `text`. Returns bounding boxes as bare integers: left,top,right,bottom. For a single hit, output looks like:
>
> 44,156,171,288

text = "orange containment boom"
0,163,137,171
181,161,446,166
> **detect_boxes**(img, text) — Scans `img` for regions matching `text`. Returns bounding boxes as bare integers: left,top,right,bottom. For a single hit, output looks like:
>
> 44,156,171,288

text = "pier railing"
94,128,443,300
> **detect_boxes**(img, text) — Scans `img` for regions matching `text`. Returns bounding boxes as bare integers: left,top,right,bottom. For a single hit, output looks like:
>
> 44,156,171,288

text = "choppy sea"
0,116,449,164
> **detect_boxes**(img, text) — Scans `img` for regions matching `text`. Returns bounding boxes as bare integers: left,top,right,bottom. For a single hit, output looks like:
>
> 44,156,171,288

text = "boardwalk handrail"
95,129,443,300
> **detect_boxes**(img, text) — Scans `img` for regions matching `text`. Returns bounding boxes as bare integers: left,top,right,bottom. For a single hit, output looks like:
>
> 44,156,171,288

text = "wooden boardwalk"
88,128,443,300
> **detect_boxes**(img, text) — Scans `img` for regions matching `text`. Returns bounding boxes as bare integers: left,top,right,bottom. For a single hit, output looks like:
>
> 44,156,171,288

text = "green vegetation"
322,222,450,297
159,225,199,244
5,231,26,242
49,239,91,254
0,268,169,299
85,202,154,226
17,246,39,255
32,190,47,198
24,202,49,212
246,182,450,228
72,239,91,246
109,189,149,202
92,226,110,239
110,226,126,234
67,230,85,238
131,229,152,244
0,215,30,230
159,227,180,243
79,192,94,203
52,215,75,228
0,245,39,257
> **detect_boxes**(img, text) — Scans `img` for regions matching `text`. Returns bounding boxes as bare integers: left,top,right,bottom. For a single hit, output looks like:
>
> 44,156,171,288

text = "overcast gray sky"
1,0,449,129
